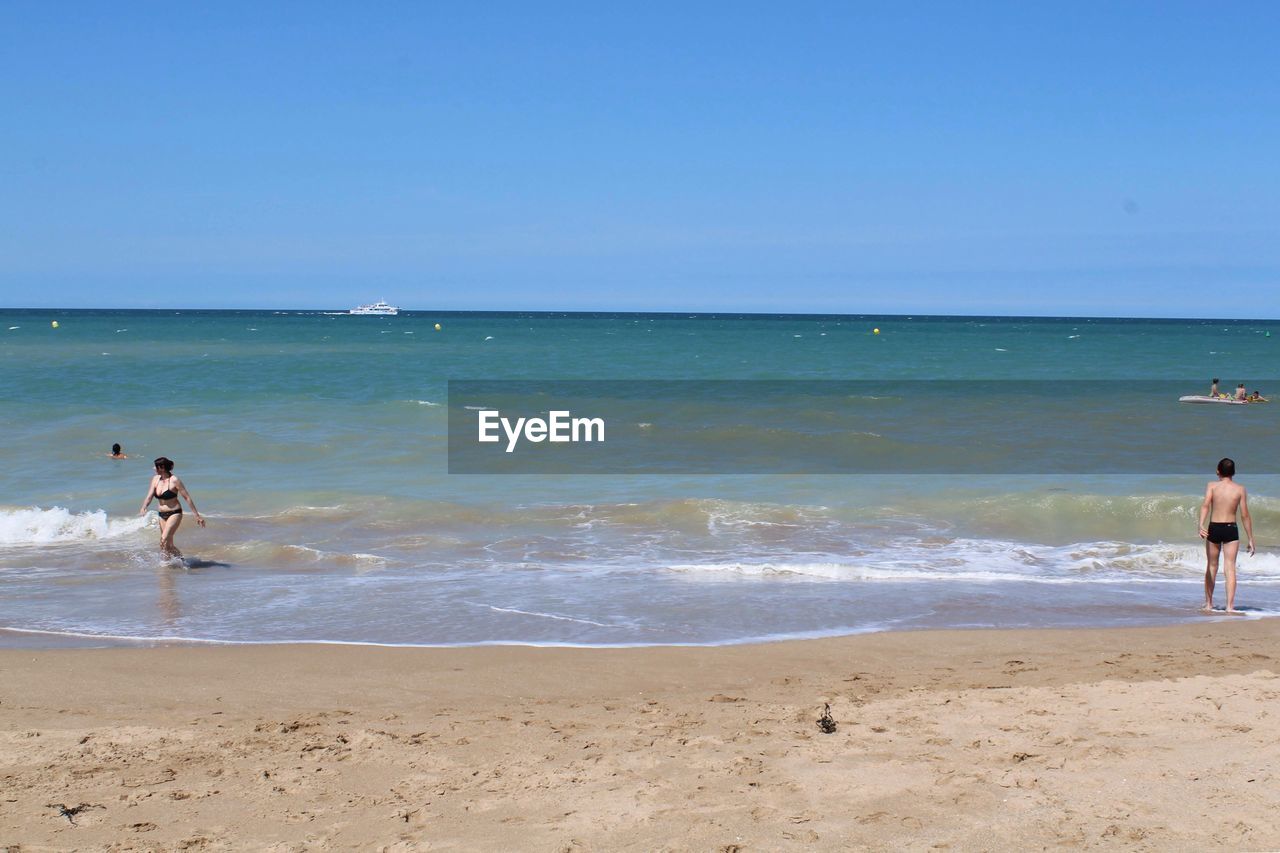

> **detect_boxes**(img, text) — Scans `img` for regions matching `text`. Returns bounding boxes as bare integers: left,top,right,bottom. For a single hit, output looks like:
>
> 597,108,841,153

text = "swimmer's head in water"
112,443,122,455
154,456,174,473
1218,457,1236,478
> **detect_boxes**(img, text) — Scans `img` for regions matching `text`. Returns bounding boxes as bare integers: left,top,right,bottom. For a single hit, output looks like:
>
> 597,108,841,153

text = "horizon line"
2,306,1278,323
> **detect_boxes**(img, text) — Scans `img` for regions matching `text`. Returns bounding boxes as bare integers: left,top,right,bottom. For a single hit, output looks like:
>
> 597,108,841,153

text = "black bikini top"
154,477,177,501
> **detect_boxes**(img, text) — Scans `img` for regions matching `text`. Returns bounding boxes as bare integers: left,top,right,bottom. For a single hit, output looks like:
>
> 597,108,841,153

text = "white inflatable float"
1179,395,1249,405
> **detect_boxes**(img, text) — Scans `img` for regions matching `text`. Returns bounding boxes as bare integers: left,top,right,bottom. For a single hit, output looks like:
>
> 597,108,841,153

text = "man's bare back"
1204,478,1247,524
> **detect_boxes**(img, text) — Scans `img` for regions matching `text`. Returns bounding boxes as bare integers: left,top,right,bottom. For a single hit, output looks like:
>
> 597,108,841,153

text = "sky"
1,1,1278,315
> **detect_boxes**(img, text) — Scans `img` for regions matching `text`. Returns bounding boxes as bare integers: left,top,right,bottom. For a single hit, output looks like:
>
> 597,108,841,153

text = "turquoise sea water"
2,309,1279,647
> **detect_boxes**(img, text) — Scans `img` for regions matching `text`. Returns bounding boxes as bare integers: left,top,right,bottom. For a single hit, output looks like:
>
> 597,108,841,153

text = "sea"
2,308,1279,648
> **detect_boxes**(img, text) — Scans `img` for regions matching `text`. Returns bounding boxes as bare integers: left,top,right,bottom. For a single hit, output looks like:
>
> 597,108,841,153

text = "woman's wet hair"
1218,457,1235,478
154,457,174,473
112,443,121,455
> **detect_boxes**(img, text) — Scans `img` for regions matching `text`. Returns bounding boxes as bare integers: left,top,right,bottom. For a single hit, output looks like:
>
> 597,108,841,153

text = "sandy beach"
1,621,1277,850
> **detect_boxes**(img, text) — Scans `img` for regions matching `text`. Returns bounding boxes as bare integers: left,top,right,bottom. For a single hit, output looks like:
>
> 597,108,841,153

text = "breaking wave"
0,506,151,545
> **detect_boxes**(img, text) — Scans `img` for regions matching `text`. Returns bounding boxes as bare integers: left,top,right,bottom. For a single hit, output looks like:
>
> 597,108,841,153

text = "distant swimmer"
138,456,206,560
109,443,128,459
1235,383,1248,401
1198,457,1254,614
1210,378,1220,398
1249,390,1268,403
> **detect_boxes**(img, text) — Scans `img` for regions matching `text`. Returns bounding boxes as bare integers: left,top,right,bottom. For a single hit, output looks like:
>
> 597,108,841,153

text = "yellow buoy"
872,327,880,335
434,323,442,331
51,320,59,328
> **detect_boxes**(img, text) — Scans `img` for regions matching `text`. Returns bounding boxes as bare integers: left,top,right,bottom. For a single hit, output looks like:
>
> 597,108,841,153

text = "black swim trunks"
1207,522,1239,544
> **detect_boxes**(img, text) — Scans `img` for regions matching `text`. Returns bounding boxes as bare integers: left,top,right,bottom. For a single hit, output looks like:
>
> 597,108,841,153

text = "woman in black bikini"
138,456,206,558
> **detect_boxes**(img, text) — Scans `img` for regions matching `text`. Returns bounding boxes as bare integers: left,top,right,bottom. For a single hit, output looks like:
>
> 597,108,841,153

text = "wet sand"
3,619,1279,850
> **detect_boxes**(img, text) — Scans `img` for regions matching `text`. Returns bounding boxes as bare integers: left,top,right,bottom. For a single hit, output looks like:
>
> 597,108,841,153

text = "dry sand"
2,619,1279,851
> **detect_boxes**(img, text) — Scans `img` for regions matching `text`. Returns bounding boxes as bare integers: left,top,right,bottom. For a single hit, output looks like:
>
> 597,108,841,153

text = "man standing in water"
1198,457,1255,614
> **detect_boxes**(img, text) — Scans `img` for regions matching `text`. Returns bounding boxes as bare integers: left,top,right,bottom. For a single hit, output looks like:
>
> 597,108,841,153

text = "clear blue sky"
2,1,1278,315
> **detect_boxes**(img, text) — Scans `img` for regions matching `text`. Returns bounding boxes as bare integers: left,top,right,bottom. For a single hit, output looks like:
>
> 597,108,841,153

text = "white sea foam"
258,544,387,568
0,624,900,648
470,603,624,628
251,504,350,520
666,539,1280,585
666,560,1188,584
0,626,235,644
0,507,150,545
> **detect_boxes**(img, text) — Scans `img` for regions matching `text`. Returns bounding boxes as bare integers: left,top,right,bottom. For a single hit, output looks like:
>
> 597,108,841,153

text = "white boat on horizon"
349,300,400,316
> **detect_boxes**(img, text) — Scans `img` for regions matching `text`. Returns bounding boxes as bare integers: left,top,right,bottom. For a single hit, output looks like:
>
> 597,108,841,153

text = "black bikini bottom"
158,508,183,522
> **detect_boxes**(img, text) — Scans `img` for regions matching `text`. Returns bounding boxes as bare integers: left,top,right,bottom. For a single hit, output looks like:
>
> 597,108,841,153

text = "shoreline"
4,607,1274,651
4,620,1279,849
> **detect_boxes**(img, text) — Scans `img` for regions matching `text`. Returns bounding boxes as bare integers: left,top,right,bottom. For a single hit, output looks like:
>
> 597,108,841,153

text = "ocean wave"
247,505,360,521
204,541,387,569
0,626,235,644
0,506,150,545
229,497,841,537
574,497,830,532
908,491,1280,542
666,539,1280,584
467,603,629,628
9,495,1277,583
61,492,1256,546
0,623,924,648
667,561,1175,584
